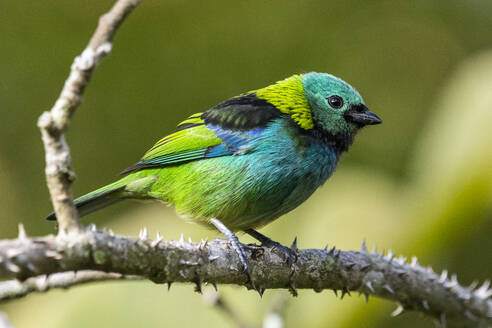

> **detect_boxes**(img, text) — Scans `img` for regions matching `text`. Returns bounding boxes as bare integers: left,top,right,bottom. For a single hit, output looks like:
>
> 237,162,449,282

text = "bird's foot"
210,219,258,292
245,229,298,269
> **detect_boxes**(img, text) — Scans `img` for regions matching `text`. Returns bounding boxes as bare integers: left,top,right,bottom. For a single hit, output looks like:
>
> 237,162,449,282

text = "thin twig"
0,229,490,327
37,0,141,235
262,293,289,328
204,290,255,328
0,312,14,328
0,270,142,302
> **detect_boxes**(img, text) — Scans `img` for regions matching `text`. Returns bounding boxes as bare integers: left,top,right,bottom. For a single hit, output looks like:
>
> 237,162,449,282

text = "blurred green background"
1,0,491,327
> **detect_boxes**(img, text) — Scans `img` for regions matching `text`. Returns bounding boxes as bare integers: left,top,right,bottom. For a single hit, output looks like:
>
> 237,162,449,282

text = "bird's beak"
344,104,382,126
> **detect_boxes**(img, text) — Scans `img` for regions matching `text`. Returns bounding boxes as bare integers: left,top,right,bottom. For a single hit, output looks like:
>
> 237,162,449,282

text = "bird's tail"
45,180,127,221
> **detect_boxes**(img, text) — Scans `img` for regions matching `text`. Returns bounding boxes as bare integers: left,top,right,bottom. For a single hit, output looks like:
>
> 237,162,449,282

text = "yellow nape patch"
254,75,313,130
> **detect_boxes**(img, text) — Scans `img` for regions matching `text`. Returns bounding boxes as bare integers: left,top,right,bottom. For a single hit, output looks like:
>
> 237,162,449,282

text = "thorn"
385,250,393,262
360,263,371,271
257,287,265,297
467,280,478,291
333,249,340,258
360,239,368,252
328,246,336,255
365,281,375,293
203,237,208,247
18,223,27,240
290,237,298,251
199,239,206,249
167,282,172,291
194,280,202,294
212,282,217,291
188,237,193,244
477,280,490,291
26,262,37,272
208,255,219,262
139,227,148,240
422,299,430,310
324,244,328,251
440,312,446,327
391,304,404,317
332,289,338,297
289,282,298,297
475,280,492,299
396,256,406,265
345,262,356,270
179,233,185,246
383,284,394,294
37,275,48,290
89,223,96,232
364,293,370,303
151,232,163,248
439,270,448,283
6,249,22,258
108,229,114,236
45,250,62,260
394,268,406,277
340,286,351,299
444,274,458,289
371,245,377,254
6,261,20,273
411,256,418,267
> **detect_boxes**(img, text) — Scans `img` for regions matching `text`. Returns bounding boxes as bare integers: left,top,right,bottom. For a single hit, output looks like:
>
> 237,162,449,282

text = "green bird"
47,72,381,273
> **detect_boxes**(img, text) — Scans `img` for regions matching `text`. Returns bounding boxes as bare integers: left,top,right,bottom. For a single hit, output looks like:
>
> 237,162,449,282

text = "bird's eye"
327,95,344,109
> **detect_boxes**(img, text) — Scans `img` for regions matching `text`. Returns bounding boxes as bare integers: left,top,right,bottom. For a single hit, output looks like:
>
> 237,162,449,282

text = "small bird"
47,72,381,273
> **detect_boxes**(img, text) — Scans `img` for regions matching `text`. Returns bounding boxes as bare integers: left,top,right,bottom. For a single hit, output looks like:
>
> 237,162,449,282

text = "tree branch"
37,0,141,235
7,0,488,327
0,270,141,302
0,228,490,327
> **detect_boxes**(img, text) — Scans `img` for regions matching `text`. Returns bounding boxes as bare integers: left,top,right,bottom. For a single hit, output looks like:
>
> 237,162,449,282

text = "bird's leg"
245,229,298,268
210,218,253,285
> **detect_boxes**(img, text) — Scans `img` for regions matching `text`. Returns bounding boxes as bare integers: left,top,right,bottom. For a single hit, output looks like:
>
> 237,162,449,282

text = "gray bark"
0,229,490,327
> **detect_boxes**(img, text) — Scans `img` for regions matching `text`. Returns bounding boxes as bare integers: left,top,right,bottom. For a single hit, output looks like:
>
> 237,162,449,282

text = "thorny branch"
1,0,489,327
0,227,490,327
37,0,141,235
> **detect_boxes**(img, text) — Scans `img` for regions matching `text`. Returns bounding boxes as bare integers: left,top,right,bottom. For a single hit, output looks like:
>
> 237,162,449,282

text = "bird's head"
253,72,381,141
301,72,381,137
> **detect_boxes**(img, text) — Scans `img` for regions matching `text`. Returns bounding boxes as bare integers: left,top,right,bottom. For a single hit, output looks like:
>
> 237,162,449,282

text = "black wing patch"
201,93,283,130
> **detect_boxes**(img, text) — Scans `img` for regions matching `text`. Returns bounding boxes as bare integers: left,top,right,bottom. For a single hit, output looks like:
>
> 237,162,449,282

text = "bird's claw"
245,229,298,269
210,219,261,294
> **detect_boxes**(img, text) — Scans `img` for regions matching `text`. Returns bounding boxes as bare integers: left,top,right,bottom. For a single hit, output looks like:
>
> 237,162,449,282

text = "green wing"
122,93,283,174
121,113,224,174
